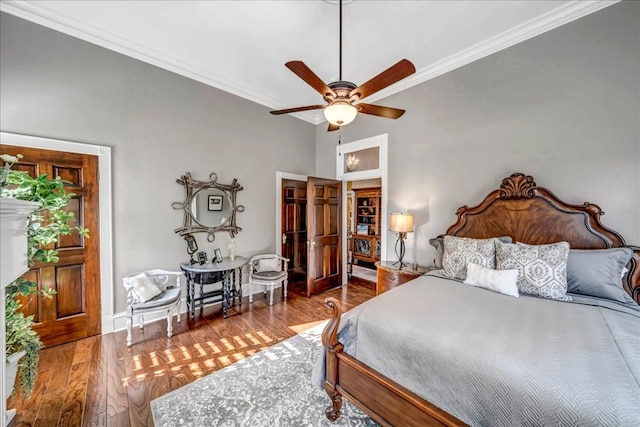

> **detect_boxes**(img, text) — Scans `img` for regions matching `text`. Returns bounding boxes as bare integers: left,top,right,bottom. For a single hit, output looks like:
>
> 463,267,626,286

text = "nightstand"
375,261,429,295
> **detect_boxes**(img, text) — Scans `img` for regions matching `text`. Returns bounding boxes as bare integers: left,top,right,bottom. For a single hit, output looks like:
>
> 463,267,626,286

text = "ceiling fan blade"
327,123,340,132
285,61,337,99
356,103,406,119
349,59,416,101
270,105,325,115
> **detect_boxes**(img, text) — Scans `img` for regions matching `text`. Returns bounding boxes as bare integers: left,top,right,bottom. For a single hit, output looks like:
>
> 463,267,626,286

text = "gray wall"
0,12,316,313
1,2,638,313
316,1,640,265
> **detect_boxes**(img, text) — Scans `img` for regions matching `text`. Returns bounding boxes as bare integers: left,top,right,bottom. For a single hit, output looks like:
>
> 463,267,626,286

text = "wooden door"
306,177,342,297
282,179,307,292
2,145,101,347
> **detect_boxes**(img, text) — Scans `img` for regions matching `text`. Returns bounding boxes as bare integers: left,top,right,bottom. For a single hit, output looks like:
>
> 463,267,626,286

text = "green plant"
2,157,89,397
5,297,41,396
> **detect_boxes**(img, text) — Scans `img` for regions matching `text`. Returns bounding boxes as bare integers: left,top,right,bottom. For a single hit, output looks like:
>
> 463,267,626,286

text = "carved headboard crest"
498,173,537,199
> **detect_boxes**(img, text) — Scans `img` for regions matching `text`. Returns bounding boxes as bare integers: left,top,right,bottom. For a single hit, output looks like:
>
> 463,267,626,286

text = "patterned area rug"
151,323,378,426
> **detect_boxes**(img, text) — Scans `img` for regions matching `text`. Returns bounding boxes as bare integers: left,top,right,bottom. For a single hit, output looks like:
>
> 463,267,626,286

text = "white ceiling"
0,0,618,125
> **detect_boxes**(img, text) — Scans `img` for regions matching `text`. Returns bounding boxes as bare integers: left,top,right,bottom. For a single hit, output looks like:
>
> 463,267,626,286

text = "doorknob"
282,233,287,244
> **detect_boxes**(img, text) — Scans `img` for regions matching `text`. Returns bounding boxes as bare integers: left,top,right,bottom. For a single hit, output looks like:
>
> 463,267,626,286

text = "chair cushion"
253,271,287,281
126,273,162,302
132,288,181,310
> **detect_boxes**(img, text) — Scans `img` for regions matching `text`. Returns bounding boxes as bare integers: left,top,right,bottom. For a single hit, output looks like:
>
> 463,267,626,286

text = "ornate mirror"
172,172,244,262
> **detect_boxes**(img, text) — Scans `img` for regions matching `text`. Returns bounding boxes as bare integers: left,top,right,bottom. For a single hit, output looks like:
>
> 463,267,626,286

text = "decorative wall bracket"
172,172,244,262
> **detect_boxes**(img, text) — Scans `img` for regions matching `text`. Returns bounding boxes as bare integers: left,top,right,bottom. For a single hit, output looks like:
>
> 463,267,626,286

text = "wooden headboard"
443,173,639,304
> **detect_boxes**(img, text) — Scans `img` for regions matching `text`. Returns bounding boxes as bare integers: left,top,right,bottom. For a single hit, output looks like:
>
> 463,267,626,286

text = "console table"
180,256,248,319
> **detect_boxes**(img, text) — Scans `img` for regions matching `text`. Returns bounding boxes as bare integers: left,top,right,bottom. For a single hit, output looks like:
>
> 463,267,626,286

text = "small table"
180,256,248,319
375,261,428,295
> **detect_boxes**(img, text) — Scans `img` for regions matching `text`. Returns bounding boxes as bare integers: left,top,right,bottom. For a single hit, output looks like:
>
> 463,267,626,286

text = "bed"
316,173,640,426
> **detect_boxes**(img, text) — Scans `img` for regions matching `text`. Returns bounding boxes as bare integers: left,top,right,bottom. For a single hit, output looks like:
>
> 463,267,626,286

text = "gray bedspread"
312,274,640,426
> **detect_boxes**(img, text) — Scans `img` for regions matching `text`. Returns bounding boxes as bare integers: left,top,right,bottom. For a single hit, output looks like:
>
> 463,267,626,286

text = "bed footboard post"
322,297,344,421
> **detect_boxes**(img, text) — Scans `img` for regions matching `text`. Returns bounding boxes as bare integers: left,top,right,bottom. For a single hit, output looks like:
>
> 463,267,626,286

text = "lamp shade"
390,213,414,233
324,101,358,126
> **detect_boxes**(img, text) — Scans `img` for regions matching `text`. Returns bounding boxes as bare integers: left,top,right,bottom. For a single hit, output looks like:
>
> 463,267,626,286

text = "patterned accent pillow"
495,240,571,301
429,235,512,268
440,236,499,280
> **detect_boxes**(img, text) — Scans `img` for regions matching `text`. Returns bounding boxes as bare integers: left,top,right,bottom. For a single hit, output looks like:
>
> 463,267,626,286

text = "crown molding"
359,0,620,106
1,0,619,126
0,1,321,124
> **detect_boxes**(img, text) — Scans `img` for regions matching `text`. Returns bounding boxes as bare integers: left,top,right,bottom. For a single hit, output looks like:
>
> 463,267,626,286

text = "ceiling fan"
270,0,416,131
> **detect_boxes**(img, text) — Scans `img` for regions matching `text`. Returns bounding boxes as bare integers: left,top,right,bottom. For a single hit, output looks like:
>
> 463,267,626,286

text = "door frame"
275,172,307,256
0,131,114,332
336,133,388,285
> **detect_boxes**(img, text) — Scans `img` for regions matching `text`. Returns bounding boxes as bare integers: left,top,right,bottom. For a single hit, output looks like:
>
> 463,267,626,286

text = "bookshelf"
353,188,381,263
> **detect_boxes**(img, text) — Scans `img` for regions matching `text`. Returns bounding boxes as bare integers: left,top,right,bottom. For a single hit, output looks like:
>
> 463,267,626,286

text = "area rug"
151,322,378,426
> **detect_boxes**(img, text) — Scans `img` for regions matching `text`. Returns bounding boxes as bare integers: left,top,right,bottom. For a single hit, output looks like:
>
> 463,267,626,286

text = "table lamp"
389,212,414,268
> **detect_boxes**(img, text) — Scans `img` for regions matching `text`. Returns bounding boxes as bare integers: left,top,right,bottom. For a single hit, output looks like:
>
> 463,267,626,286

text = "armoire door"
306,177,342,296
2,144,101,347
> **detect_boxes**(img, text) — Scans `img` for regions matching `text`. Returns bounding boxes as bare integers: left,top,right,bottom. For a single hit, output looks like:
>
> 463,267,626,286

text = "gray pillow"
429,235,512,268
566,248,635,305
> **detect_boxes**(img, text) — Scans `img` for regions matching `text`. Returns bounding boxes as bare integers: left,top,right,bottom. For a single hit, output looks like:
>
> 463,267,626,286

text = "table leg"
222,271,229,319
238,267,243,306
199,277,204,317
188,273,195,320
231,269,237,306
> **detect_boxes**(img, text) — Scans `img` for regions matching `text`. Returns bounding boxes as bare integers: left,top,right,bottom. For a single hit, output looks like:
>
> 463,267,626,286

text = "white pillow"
126,273,162,303
463,262,520,297
257,258,280,272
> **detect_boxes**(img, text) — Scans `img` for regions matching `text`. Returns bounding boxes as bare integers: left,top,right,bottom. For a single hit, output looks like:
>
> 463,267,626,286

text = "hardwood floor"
7,283,375,427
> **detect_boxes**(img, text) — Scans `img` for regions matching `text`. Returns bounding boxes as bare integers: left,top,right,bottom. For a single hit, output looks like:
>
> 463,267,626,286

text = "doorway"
276,173,343,297
280,177,307,295
348,178,382,288
1,132,114,337
2,144,101,346
336,133,388,286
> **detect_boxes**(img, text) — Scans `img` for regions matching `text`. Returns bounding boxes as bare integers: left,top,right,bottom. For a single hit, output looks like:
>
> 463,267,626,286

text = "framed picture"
214,248,223,263
197,251,207,265
208,195,223,211
357,225,368,235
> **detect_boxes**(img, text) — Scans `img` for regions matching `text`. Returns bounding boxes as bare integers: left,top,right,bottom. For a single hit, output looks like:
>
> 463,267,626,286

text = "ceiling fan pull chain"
339,0,342,81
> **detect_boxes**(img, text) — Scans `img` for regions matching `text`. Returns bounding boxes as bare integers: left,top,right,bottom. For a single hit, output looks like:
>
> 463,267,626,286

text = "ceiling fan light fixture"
324,101,357,126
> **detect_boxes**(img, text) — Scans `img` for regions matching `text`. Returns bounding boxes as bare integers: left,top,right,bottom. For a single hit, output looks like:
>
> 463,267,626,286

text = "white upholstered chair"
123,269,182,346
248,254,289,306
